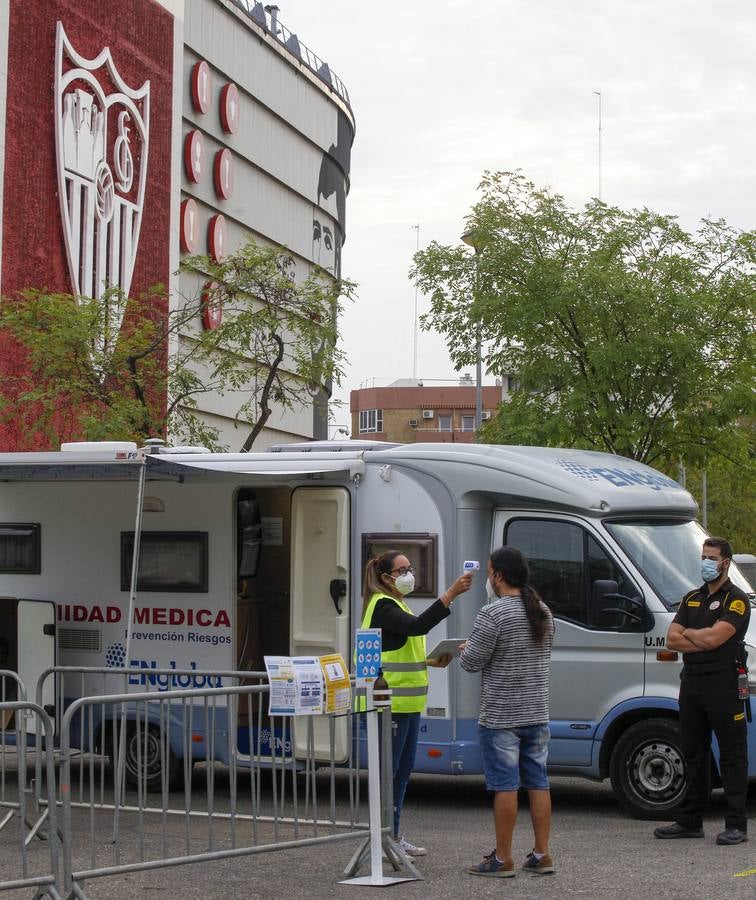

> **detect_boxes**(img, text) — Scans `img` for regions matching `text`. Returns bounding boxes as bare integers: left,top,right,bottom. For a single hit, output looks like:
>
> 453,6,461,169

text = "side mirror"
591,579,648,630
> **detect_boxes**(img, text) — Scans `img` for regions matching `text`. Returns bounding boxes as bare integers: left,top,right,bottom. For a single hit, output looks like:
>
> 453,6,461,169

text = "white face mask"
393,572,415,595
485,578,498,602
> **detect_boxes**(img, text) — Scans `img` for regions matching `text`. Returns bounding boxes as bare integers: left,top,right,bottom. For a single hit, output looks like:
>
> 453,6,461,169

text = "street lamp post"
461,227,483,430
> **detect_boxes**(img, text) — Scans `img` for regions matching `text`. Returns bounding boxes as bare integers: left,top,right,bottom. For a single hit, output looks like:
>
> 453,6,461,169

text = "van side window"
587,535,637,601
506,520,587,624
0,524,40,574
505,519,640,630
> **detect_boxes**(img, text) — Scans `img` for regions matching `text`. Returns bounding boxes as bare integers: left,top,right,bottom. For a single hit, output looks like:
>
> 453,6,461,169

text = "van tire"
121,723,185,793
609,718,687,820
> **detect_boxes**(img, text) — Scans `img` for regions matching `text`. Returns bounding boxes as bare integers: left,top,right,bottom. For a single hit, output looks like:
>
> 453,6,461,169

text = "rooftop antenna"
593,91,603,201
411,224,420,381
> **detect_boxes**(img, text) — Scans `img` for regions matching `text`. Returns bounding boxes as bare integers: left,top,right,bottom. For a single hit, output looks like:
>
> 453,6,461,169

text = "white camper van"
0,439,753,817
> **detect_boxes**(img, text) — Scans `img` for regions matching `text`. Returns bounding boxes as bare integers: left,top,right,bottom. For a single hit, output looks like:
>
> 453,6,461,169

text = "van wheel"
609,718,686,820
121,723,185,793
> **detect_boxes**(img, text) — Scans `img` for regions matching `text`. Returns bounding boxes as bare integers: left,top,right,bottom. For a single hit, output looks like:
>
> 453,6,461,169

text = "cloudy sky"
277,0,754,432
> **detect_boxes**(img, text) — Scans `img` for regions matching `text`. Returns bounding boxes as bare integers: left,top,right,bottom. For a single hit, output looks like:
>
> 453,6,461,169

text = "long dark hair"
490,546,550,642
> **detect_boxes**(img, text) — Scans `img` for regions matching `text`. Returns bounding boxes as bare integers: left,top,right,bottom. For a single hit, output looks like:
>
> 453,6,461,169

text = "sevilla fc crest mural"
54,21,150,351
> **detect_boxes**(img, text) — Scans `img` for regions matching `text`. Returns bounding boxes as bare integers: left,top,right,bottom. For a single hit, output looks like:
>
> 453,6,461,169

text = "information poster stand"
340,629,420,887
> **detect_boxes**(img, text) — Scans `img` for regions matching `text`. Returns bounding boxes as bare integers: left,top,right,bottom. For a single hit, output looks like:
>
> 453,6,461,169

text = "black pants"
676,667,748,832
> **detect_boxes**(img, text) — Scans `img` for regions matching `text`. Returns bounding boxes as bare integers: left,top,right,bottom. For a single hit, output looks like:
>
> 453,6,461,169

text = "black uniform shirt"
672,578,750,667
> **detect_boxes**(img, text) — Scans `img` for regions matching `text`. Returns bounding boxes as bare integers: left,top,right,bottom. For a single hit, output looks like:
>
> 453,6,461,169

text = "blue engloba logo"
104,644,221,690
556,460,680,492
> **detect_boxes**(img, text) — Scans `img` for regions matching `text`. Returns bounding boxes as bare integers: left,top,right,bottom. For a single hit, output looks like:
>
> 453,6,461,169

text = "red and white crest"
54,22,150,351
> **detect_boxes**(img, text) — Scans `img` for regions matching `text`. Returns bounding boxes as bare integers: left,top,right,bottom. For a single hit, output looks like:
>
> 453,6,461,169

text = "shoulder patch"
686,600,701,607
728,598,747,616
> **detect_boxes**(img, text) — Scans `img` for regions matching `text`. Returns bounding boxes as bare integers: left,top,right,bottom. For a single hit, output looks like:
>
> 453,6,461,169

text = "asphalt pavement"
4,770,752,900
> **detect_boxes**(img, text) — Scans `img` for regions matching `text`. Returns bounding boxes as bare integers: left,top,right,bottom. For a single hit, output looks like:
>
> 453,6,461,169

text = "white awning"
0,450,365,483
144,452,365,482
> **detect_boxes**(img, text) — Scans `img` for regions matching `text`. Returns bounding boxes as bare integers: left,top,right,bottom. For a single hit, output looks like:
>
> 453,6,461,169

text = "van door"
289,486,350,762
496,513,646,767
17,599,56,733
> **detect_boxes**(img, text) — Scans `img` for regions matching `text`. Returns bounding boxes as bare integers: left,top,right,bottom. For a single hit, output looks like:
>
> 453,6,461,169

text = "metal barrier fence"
33,667,269,812
0,700,61,898
0,667,420,894
46,679,413,896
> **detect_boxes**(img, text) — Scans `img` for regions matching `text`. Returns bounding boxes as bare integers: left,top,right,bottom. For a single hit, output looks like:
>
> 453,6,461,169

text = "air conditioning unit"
408,419,419,428
481,411,492,420
421,409,434,419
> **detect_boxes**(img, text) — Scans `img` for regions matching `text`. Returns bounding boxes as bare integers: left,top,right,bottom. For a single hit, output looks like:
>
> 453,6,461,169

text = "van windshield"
605,519,754,609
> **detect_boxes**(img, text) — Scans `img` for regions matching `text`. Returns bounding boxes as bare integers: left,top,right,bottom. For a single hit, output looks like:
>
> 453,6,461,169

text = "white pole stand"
340,684,417,887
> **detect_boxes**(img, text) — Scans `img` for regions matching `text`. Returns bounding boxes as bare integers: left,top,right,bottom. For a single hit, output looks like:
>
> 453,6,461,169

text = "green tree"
411,171,755,472
0,240,354,451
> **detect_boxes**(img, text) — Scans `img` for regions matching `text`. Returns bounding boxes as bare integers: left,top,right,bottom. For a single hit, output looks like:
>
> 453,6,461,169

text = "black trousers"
676,667,748,832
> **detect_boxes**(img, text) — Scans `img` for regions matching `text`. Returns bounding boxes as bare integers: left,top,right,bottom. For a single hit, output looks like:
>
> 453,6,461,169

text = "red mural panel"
0,0,175,450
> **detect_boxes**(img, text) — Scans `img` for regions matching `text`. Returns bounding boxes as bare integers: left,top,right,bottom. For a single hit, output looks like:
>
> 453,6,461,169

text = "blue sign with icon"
355,628,382,685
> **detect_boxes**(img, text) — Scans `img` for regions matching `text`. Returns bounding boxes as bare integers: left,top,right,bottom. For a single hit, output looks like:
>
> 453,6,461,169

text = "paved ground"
1,766,755,898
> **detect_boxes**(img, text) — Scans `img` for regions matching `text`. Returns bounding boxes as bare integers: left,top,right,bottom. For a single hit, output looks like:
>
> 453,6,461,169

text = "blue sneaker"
468,850,515,877
522,850,555,874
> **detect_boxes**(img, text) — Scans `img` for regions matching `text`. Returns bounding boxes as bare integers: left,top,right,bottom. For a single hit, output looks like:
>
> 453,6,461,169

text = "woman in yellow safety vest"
361,550,474,857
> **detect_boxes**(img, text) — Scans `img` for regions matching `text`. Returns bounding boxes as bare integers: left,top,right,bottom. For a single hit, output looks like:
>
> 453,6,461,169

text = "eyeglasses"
390,565,414,576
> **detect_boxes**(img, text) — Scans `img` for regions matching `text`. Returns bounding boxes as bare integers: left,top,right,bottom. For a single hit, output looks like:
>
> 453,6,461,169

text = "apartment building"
350,376,514,444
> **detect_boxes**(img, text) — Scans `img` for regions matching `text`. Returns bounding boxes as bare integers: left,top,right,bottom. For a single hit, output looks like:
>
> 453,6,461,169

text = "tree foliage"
0,241,354,451
411,171,755,472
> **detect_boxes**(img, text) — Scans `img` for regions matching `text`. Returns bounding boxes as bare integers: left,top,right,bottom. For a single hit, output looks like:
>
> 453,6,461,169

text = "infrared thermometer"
463,560,480,575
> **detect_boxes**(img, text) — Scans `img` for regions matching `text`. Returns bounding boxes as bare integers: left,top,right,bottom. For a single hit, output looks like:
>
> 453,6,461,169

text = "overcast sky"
276,0,755,432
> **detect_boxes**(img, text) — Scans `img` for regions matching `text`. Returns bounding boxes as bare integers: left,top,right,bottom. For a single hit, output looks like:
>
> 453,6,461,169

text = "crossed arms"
666,620,736,653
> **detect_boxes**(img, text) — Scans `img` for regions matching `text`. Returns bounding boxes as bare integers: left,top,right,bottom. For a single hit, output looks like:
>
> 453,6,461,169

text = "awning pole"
125,458,147,667
113,456,146,826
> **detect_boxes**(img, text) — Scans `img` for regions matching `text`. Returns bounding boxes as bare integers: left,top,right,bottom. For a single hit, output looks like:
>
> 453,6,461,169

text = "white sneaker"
397,835,427,857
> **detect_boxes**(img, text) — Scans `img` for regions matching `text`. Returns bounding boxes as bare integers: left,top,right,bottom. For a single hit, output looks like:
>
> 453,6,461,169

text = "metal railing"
0,701,61,898
0,665,426,894
52,681,407,896
232,1,352,110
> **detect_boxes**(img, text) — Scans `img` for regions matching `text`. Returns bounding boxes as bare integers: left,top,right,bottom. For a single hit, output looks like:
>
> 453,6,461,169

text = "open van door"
16,600,55,734
290,487,350,762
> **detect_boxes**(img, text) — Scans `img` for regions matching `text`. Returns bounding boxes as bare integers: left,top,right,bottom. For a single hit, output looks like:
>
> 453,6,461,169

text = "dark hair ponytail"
362,550,402,614
489,546,550,643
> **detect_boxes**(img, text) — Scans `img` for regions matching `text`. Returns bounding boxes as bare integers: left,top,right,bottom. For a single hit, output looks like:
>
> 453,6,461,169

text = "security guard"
654,537,751,845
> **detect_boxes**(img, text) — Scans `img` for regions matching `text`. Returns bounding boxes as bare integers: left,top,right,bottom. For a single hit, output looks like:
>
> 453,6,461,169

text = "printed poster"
264,655,323,715
319,653,351,713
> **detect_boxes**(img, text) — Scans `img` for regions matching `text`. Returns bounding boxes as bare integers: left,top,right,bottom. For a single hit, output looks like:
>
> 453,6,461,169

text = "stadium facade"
0,0,353,450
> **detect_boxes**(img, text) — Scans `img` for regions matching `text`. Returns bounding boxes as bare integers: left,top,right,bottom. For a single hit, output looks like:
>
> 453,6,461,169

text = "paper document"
264,655,324,715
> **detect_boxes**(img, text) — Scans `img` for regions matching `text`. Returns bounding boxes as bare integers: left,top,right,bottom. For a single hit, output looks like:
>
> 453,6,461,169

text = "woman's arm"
371,597,450,637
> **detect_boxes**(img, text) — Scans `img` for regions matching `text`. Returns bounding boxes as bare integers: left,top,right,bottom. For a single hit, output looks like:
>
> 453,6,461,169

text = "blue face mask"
700,559,720,583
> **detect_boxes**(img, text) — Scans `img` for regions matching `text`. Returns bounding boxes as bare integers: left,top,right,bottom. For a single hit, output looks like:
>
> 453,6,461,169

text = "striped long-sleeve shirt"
460,595,553,729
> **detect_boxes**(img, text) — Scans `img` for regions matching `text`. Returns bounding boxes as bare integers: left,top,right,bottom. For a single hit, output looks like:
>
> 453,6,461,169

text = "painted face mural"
312,215,336,272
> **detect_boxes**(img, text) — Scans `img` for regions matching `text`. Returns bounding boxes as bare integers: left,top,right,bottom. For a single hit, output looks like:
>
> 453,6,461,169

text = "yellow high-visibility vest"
360,591,428,714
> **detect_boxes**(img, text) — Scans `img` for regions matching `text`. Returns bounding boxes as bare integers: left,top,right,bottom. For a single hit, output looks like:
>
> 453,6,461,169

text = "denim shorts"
479,723,550,791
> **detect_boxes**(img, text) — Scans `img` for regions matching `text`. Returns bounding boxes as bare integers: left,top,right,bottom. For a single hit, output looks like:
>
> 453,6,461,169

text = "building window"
359,409,383,433
461,415,475,432
438,414,452,432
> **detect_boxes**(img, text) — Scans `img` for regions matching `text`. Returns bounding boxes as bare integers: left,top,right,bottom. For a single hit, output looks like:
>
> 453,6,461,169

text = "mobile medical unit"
0,439,753,817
